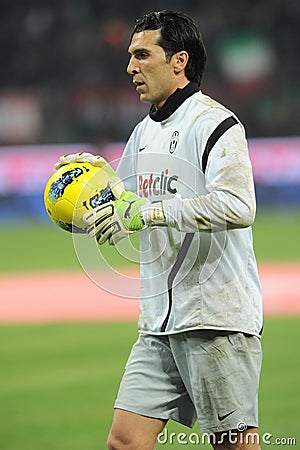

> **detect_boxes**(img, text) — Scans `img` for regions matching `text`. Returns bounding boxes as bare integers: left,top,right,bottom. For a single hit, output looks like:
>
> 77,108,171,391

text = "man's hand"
55,152,107,170
55,151,124,200
55,151,120,185
83,191,148,245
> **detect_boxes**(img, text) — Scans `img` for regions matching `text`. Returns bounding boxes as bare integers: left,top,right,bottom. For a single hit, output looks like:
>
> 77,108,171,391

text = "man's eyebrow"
128,47,150,55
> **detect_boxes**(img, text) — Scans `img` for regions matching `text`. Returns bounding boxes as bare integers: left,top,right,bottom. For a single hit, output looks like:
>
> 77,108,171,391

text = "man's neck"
149,82,199,122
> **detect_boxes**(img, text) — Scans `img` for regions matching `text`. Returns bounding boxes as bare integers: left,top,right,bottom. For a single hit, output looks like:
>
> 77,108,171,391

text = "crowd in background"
0,0,299,147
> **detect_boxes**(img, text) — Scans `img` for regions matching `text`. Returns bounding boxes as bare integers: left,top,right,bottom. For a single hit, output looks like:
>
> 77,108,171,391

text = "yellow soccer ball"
44,162,116,233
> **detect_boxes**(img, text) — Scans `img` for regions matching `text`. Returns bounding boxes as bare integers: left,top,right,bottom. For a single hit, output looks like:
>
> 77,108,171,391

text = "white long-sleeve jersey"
117,90,263,337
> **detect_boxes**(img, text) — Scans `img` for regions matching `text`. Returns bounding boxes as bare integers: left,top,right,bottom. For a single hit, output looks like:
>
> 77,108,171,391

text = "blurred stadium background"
0,1,299,449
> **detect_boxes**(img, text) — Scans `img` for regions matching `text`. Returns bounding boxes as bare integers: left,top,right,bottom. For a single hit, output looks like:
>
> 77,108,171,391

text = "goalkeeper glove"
55,151,124,200
55,151,120,186
55,152,107,170
83,191,167,245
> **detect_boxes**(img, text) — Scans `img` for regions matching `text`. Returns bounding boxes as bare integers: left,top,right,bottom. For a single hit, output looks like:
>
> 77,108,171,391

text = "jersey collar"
149,82,199,122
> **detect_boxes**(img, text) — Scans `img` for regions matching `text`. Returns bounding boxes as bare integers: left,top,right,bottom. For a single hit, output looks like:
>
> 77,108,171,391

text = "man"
57,10,263,450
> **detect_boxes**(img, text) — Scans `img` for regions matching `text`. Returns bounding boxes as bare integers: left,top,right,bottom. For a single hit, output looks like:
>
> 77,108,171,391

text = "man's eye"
137,52,148,59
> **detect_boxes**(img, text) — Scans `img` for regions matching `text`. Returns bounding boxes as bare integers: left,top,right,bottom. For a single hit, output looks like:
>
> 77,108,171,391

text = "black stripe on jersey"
161,233,194,333
202,116,238,174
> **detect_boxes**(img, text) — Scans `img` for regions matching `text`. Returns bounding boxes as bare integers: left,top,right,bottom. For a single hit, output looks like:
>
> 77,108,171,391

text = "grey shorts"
114,330,262,434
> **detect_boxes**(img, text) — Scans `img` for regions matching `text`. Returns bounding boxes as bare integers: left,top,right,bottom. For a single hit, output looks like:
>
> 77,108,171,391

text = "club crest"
169,131,179,154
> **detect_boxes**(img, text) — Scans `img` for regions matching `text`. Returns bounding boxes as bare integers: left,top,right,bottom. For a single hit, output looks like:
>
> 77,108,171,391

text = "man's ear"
173,51,189,74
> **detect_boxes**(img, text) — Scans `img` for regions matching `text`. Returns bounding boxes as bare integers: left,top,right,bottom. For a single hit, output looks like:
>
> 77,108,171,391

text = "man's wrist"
141,201,167,226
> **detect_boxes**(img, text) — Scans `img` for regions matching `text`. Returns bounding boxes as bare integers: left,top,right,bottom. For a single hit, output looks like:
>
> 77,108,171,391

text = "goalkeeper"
56,10,263,450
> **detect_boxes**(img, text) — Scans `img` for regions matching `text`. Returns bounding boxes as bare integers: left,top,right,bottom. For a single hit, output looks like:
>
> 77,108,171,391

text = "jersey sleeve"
163,110,256,232
116,123,142,193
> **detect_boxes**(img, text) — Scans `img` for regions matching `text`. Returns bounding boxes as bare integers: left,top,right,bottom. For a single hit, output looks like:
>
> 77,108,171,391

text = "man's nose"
127,56,140,74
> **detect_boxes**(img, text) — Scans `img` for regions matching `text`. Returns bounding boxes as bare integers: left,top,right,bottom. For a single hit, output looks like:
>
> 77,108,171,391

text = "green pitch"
0,318,299,450
0,211,299,449
0,210,300,273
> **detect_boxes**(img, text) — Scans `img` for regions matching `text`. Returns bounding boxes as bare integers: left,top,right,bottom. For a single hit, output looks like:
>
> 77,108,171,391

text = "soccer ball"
44,162,116,233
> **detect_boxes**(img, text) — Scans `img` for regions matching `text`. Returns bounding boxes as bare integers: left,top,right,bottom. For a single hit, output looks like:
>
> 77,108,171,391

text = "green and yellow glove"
83,191,167,245
55,152,169,244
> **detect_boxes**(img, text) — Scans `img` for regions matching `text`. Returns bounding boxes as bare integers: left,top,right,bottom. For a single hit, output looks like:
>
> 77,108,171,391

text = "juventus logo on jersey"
169,131,179,154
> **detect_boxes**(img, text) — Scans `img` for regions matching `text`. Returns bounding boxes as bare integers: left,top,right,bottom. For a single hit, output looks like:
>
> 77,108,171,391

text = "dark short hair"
131,10,206,86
